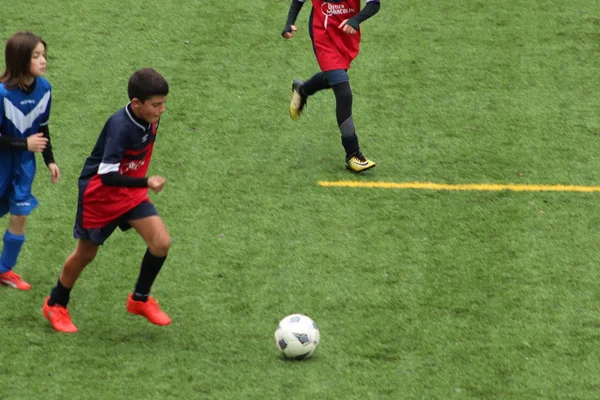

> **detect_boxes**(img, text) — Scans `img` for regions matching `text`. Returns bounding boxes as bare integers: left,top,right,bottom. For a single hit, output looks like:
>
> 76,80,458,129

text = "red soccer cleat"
126,294,172,326
42,297,78,333
0,270,31,291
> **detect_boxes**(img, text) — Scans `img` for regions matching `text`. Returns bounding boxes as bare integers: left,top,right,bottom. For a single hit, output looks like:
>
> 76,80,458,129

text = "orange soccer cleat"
126,294,172,326
0,270,31,291
42,297,78,333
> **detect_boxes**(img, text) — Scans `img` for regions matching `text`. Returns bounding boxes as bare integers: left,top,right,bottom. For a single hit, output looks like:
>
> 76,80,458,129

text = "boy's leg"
51,179,113,304
326,70,376,172
43,180,112,333
43,239,99,333
301,72,331,96
0,175,40,288
0,215,29,290
126,206,172,326
49,239,99,306
289,72,331,120
129,215,171,302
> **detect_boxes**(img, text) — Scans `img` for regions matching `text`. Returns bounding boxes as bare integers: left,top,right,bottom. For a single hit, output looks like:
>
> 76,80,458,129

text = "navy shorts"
73,201,158,245
323,69,350,86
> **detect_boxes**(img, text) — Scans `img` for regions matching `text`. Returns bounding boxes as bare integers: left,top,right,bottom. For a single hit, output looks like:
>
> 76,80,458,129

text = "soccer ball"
274,314,320,360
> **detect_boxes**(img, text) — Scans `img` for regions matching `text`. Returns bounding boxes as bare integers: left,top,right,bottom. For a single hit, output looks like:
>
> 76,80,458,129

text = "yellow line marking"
318,181,600,193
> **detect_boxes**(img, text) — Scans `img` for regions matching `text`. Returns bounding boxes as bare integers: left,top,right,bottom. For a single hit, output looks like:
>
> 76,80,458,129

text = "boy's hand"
282,25,298,39
27,133,48,152
148,176,166,192
47,163,60,183
338,19,357,35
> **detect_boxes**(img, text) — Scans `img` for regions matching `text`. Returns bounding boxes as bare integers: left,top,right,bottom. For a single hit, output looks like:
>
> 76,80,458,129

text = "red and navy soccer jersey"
78,104,158,228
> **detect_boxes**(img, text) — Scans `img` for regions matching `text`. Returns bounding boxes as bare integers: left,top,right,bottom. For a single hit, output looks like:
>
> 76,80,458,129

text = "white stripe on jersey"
98,162,120,175
3,91,51,135
125,103,147,131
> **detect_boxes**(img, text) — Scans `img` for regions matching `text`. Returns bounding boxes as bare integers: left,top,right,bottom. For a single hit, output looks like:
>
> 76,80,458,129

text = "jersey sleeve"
0,89,5,134
98,119,130,175
39,78,52,127
347,0,380,29
40,91,51,127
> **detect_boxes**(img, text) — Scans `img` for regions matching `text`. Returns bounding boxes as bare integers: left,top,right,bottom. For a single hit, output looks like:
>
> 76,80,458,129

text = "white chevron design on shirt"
3,91,51,135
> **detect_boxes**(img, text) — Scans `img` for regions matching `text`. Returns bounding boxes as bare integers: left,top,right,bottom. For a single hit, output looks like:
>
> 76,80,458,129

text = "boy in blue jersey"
0,32,60,290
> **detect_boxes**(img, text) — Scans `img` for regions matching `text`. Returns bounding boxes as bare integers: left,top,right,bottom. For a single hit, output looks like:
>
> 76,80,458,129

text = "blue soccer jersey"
0,77,52,216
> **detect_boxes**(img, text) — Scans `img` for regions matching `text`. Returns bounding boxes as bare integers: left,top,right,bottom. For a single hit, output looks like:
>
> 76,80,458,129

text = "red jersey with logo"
310,0,361,71
78,104,158,228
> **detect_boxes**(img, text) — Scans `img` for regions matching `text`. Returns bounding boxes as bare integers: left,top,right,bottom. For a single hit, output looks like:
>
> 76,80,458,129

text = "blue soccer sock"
0,230,26,273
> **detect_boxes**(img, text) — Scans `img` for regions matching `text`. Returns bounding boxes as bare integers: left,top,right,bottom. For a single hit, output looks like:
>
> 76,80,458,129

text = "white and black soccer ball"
274,314,320,360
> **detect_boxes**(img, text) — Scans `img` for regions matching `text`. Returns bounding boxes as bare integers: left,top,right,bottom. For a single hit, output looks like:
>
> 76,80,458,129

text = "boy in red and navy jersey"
43,68,172,333
78,99,159,229
282,0,380,172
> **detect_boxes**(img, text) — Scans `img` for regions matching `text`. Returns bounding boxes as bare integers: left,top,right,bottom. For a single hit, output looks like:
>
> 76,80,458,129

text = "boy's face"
132,95,167,124
29,42,46,77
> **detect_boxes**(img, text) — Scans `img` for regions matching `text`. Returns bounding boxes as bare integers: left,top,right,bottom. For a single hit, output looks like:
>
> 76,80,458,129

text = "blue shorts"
73,200,158,245
0,150,39,217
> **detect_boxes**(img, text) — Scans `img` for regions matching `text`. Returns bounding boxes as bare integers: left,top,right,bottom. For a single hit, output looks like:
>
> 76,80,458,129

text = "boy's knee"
333,82,353,103
73,241,99,266
8,215,27,233
76,250,97,266
150,233,171,257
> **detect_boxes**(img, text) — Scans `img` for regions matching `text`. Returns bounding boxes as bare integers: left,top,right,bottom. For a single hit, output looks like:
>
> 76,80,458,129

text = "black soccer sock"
332,82,360,157
133,248,167,302
301,72,331,97
48,279,72,308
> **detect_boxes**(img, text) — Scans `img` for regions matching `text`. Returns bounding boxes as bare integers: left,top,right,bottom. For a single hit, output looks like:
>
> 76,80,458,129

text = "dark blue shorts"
323,69,350,86
73,200,158,245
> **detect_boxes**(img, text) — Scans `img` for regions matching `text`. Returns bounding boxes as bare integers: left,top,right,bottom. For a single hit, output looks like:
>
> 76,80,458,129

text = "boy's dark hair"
128,68,169,102
0,31,46,91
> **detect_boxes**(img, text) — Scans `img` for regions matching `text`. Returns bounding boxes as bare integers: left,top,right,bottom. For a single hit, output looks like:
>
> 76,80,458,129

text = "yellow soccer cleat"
289,80,307,120
346,154,376,172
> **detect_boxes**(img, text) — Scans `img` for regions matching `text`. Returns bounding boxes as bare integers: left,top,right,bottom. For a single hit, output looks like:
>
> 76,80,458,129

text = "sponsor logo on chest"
322,2,355,16
122,159,146,173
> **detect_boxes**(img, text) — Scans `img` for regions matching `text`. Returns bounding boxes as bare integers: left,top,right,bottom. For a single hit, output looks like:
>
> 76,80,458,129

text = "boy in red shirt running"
282,0,381,172
43,68,172,333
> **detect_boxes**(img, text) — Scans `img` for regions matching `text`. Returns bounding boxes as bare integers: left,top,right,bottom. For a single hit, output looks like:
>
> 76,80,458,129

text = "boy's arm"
0,135,27,150
40,125,56,165
39,89,55,165
100,172,148,188
346,0,381,30
282,0,306,37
